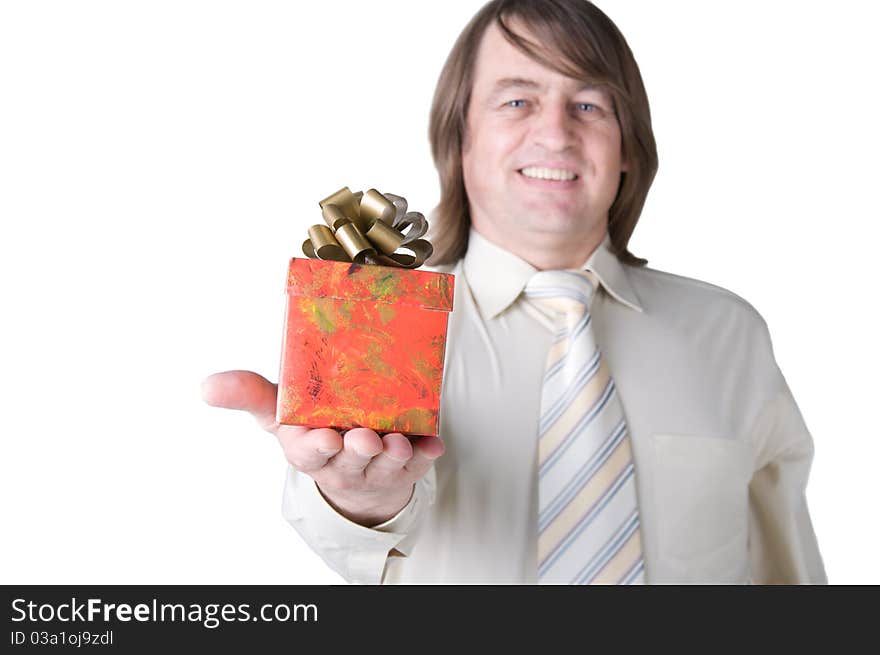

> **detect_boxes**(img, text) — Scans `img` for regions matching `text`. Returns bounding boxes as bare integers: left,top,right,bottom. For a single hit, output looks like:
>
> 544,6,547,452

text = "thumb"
201,370,279,433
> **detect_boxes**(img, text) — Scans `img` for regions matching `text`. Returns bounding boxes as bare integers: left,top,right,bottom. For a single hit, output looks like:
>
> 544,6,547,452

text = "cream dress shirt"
282,229,827,584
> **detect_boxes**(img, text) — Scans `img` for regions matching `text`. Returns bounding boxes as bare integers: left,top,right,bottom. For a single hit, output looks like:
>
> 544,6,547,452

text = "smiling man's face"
462,20,628,268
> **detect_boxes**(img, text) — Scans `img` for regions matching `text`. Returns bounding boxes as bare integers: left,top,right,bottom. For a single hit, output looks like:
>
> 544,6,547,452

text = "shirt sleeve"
746,357,828,584
281,464,435,584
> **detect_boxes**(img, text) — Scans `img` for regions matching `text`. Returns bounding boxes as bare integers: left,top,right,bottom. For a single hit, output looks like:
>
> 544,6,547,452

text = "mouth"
517,166,580,187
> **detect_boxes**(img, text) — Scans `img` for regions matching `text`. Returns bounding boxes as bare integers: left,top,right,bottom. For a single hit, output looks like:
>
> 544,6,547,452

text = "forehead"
472,20,598,96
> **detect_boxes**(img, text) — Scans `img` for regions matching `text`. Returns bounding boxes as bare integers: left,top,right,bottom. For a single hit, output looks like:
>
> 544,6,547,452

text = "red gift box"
276,257,455,436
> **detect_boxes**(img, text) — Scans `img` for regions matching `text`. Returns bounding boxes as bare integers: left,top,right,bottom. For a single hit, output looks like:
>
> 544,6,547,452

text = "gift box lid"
286,257,454,312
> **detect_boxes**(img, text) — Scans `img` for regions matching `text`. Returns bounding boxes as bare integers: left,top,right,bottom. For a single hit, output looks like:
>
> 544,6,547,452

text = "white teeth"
520,166,577,181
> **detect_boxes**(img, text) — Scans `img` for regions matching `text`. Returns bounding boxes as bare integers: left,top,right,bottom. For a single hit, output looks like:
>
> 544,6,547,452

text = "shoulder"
627,264,762,314
625,263,772,341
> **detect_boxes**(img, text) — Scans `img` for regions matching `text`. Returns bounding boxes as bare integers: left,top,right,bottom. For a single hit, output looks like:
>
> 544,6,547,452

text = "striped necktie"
524,269,646,585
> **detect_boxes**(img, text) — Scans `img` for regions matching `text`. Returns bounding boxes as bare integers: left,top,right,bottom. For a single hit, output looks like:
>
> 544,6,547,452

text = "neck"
471,223,607,271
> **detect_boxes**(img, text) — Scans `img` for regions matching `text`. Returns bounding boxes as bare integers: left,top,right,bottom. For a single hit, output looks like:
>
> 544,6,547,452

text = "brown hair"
427,0,657,266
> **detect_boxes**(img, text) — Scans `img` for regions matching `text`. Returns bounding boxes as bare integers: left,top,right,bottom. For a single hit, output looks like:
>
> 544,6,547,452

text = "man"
202,0,826,584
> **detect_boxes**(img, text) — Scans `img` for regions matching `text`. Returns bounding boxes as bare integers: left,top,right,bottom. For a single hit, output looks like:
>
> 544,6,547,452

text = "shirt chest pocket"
651,434,752,582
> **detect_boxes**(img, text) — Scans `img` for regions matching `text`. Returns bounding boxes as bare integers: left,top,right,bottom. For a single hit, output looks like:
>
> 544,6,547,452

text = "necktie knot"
524,269,600,319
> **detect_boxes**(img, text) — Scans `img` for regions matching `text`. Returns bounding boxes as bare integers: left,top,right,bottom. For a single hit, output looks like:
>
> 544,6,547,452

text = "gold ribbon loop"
334,220,376,263
303,224,348,262
319,187,362,227
360,188,397,226
321,204,350,231
383,192,408,223
365,220,405,255
395,211,429,245
302,186,434,269
384,240,433,268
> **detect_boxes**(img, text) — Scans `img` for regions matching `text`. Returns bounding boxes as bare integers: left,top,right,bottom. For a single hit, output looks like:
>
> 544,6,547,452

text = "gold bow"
302,187,433,269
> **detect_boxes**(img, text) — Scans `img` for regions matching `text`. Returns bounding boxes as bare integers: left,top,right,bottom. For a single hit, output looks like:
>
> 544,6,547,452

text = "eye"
576,102,599,113
505,99,527,108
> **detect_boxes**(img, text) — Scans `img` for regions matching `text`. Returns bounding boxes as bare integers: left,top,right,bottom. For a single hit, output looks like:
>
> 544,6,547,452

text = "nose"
531,102,577,152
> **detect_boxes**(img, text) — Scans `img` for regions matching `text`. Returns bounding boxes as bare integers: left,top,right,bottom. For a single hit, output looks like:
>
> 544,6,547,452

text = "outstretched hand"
201,370,444,526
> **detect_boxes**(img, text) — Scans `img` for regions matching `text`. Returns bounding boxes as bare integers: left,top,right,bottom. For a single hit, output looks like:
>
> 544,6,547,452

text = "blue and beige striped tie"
524,269,646,585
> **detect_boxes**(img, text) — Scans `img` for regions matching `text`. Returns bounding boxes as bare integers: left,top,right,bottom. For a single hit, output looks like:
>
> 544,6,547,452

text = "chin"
527,219,587,236
537,211,586,226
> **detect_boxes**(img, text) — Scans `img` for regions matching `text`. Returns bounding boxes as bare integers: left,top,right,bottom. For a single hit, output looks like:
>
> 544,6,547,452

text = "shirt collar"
462,228,643,320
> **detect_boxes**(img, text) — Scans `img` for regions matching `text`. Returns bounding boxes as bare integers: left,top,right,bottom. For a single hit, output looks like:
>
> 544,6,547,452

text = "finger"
326,428,383,475
201,370,278,433
364,433,414,478
277,427,344,473
403,436,445,477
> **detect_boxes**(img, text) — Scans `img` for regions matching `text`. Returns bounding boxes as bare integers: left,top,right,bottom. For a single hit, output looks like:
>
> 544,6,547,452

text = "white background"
1,0,877,584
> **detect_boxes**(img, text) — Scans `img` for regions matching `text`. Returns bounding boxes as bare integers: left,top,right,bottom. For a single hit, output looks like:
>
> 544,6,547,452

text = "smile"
517,168,580,189
519,166,579,181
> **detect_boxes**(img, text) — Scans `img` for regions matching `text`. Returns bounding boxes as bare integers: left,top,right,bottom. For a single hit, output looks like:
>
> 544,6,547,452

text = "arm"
747,365,827,584
282,463,436,583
